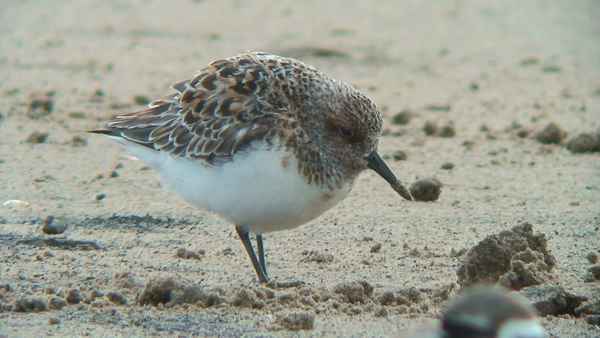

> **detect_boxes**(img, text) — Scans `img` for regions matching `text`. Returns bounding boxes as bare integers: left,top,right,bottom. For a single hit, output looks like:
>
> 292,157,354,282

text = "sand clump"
457,222,555,289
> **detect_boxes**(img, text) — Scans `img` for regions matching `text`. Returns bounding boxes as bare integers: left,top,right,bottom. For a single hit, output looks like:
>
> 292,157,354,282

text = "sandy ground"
1,0,599,337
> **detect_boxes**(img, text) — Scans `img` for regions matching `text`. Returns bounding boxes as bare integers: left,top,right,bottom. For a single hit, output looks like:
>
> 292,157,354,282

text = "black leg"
256,234,267,275
235,225,269,283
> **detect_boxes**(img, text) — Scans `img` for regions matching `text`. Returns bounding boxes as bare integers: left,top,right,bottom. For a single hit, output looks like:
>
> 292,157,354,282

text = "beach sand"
1,0,599,336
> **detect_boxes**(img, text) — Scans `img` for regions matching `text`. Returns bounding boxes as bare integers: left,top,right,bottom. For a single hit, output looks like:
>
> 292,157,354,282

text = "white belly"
117,140,354,234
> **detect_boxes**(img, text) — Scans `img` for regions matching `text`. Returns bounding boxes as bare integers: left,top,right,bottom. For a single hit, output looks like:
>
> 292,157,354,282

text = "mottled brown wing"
101,54,293,164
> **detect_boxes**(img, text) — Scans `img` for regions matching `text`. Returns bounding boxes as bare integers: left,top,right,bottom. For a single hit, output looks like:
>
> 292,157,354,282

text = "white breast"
498,319,546,338
114,138,354,234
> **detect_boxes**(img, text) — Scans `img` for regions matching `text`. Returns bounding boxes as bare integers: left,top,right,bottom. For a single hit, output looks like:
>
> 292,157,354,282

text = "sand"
1,0,599,337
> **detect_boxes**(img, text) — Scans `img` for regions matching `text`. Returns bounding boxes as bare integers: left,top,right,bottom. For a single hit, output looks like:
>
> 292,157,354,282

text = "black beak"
366,150,397,184
366,150,413,201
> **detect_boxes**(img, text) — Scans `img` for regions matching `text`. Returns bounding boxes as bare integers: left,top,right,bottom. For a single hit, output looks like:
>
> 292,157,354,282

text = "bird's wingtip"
88,129,116,136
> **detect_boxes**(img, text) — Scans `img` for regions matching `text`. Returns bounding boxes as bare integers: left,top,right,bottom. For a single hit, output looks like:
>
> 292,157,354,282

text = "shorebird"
91,52,412,284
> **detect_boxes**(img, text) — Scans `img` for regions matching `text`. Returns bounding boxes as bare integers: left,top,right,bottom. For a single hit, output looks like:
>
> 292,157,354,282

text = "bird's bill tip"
365,150,413,201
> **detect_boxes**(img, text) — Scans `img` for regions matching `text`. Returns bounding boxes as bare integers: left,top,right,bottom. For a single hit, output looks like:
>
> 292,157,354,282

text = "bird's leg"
236,225,304,288
236,225,270,283
256,234,267,276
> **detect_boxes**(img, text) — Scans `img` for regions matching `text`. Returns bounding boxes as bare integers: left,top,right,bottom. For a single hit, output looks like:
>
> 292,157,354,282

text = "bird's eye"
340,128,354,139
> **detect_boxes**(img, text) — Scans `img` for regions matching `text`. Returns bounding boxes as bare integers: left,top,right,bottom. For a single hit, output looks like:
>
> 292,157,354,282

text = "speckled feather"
99,52,383,190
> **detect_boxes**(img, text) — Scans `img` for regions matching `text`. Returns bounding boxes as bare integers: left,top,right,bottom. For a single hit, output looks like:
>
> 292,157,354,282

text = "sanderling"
399,285,546,338
91,52,412,285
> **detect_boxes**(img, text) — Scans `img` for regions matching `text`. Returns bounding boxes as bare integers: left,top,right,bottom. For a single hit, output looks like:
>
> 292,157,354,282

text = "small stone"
66,289,83,304
174,248,202,260
516,129,530,138
232,289,256,308
28,97,54,119
71,135,88,147
370,243,382,253
520,57,539,66
449,248,467,257
0,302,14,312
440,162,454,170
392,110,413,125
378,291,395,305
42,215,67,235
278,292,298,303
409,178,442,202
423,121,438,136
49,297,67,310
133,95,151,105
275,311,315,330
109,170,120,178
565,132,600,153
333,281,366,304
349,306,363,315
439,123,456,138
91,193,107,202
586,252,599,264
106,291,129,306
587,265,600,281
356,280,374,297
533,122,566,145
404,287,421,302
48,317,61,325
14,297,48,312
68,112,86,119
392,150,408,161
25,131,50,144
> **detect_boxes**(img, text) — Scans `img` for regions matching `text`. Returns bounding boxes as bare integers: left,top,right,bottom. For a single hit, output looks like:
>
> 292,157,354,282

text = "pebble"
565,131,600,153
25,131,50,144
173,248,203,260
534,121,566,145
66,289,83,304
392,150,407,161
587,252,599,264
392,110,413,125
370,243,382,253
27,97,54,119
409,178,442,202
91,193,107,202
42,215,67,235
275,311,315,330
14,297,48,312
106,291,129,306
440,162,454,170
